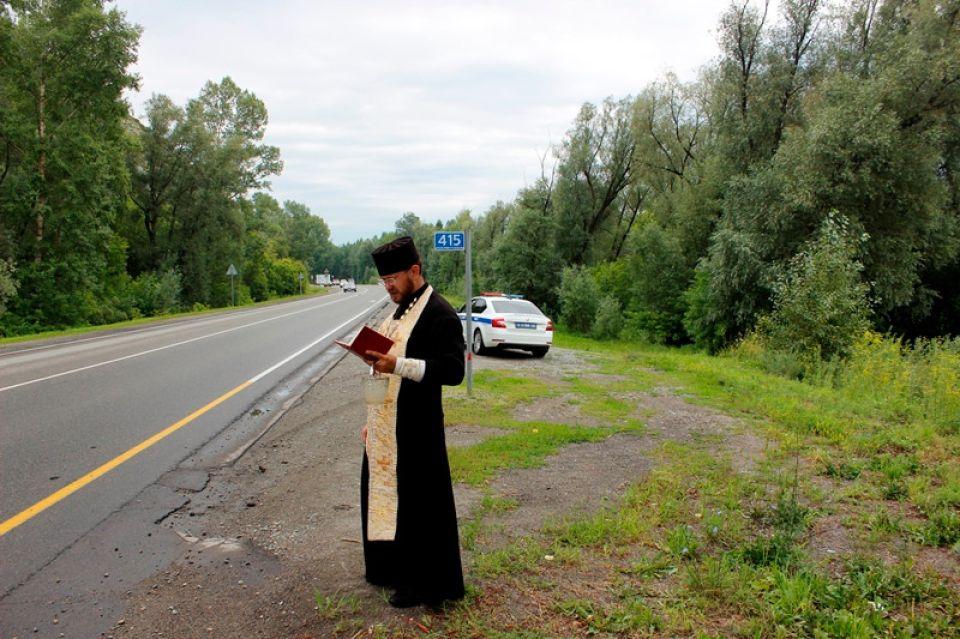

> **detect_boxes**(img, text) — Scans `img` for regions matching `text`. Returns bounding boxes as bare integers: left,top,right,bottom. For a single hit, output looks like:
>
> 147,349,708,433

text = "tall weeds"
734,331,960,434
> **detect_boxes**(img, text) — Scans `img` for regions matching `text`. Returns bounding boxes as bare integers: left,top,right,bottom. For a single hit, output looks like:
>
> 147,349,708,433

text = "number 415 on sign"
434,231,465,251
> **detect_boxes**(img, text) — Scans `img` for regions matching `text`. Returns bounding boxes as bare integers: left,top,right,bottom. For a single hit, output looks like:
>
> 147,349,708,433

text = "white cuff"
394,357,426,382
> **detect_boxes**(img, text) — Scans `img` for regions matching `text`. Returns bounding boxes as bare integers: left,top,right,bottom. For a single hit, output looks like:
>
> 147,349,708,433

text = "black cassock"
360,284,466,603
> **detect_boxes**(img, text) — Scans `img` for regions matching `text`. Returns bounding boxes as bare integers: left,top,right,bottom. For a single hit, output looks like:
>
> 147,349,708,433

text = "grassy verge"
318,332,959,637
555,332,960,549
0,286,333,346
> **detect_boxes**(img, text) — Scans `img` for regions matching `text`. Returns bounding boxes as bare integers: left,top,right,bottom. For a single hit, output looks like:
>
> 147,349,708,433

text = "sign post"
464,230,472,396
434,231,472,395
226,263,238,306
298,272,304,295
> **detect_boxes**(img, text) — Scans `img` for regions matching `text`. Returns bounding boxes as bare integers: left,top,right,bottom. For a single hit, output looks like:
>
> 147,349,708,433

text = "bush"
761,213,871,360
558,266,599,334
591,260,632,311
129,269,182,316
622,309,680,344
624,221,692,344
243,259,270,302
593,296,623,340
267,257,309,296
759,346,808,380
683,269,730,353
0,259,18,315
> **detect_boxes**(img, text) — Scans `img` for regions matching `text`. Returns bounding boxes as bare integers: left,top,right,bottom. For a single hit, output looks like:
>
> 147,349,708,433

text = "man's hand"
365,350,397,374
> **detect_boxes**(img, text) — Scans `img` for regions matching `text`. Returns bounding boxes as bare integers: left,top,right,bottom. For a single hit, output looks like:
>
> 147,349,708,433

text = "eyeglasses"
380,272,405,286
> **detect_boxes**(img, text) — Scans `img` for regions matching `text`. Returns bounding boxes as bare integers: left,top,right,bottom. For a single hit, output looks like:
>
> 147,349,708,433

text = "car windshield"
490,300,544,315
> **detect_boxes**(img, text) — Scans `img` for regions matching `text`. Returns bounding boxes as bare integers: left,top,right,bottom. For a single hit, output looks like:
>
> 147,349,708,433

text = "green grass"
461,493,520,551
448,421,632,486
444,368,645,486
435,331,960,636
322,330,959,637
556,597,662,635
565,376,642,424
554,333,958,635
445,369,555,426
555,330,960,543
315,590,361,621
540,436,956,636
0,286,333,346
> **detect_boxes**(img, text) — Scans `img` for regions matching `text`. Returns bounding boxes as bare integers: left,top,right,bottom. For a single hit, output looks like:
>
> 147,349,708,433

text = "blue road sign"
434,231,465,251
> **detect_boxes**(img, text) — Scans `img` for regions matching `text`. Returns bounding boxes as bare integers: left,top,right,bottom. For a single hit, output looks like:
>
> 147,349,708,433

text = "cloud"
119,0,729,243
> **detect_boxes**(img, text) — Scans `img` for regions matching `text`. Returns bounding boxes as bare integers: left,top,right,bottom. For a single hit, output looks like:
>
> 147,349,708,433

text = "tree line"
337,0,959,358
0,0,333,336
3,0,958,359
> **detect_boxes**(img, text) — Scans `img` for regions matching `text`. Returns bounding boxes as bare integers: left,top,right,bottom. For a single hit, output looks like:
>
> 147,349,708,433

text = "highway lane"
0,293,349,389
0,287,386,596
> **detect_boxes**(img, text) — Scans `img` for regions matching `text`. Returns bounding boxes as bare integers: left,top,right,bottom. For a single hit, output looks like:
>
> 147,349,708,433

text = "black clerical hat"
371,236,420,276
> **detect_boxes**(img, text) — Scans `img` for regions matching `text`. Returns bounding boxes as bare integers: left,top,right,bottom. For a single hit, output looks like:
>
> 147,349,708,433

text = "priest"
360,236,466,609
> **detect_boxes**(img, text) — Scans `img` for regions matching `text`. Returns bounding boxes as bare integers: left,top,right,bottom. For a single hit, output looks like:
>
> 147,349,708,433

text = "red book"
335,325,395,360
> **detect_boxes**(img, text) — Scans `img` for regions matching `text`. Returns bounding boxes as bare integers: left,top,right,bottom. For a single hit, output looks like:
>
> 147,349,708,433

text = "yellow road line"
0,380,253,537
0,301,383,538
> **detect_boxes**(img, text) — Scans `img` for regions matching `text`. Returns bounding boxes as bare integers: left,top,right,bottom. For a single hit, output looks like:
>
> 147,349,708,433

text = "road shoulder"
112,343,766,638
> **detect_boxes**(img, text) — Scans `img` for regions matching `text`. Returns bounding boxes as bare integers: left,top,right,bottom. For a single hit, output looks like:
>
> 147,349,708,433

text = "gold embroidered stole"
365,286,433,541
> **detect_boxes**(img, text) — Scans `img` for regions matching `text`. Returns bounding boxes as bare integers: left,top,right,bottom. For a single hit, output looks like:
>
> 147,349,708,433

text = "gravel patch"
511,394,598,426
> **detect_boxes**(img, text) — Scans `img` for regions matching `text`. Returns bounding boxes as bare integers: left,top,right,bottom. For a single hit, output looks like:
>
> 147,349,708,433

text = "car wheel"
529,346,549,358
472,328,488,355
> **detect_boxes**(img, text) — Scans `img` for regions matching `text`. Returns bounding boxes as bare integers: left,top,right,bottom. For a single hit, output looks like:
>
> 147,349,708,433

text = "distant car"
341,279,357,292
457,294,553,357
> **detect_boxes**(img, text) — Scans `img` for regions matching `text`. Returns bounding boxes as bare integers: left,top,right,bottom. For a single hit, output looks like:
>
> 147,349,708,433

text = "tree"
282,200,332,274
0,0,140,331
2,0,140,262
492,180,563,312
552,97,637,265
126,94,190,273
470,201,513,291
622,219,693,344
122,77,283,306
684,0,960,348
714,0,771,169
240,194,285,301
633,74,705,193
761,213,871,359
767,0,823,149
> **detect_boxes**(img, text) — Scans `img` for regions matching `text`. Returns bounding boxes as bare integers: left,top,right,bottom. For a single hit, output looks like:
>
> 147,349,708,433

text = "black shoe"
365,576,394,588
388,590,420,608
423,599,446,614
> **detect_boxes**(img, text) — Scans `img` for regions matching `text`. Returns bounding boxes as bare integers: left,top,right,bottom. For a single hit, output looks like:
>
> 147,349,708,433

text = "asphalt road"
0,287,386,603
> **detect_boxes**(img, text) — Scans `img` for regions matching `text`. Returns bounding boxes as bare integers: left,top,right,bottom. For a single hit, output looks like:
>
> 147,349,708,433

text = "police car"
457,293,553,357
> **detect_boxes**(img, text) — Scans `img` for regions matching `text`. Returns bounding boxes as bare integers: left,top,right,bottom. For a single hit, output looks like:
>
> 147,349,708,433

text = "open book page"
335,325,395,360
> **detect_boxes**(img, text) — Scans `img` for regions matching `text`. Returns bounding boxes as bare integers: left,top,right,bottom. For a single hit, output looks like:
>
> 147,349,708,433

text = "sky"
118,0,731,244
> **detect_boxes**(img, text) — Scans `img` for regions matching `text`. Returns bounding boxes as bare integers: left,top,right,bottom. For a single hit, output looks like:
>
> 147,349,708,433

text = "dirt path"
112,346,764,638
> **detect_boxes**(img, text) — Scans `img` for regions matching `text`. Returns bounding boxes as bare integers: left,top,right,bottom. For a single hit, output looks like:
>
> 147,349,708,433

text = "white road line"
0,299,386,537
0,294,344,358
0,295,373,394
249,302,383,383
